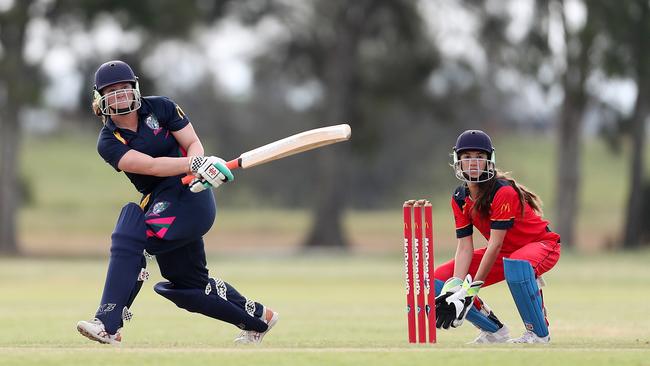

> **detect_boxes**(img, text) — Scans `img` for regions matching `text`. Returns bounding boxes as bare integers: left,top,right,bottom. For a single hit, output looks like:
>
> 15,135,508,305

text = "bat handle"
181,158,241,185
181,175,194,185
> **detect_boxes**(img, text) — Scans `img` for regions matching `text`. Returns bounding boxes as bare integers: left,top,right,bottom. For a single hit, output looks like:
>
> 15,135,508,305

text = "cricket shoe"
468,324,510,344
507,330,550,344
76,318,122,345
234,310,279,345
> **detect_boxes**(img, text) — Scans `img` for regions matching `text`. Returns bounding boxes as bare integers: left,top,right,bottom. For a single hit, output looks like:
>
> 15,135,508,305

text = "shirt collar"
104,117,118,132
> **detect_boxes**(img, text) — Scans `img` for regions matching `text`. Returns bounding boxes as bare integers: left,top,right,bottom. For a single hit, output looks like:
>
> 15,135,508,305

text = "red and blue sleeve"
490,186,520,230
451,194,472,238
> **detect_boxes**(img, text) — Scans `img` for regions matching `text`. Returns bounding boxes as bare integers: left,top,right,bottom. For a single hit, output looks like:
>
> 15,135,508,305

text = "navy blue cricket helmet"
452,130,496,183
94,60,138,91
454,130,494,158
93,60,141,115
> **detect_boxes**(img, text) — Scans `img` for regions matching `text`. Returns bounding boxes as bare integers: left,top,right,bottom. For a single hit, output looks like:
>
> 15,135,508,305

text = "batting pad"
435,279,500,333
96,203,147,334
503,258,549,337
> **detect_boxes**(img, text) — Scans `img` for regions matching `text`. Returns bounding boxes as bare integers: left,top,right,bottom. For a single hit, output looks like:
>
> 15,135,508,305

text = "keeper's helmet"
93,60,141,116
452,129,496,183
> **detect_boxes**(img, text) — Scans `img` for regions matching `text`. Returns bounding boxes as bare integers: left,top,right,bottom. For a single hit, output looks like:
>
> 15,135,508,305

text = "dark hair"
473,169,543,219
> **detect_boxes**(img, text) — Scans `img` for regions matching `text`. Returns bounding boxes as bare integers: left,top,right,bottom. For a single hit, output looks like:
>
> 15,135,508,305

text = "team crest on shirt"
145,114,162,135
148,201,170,216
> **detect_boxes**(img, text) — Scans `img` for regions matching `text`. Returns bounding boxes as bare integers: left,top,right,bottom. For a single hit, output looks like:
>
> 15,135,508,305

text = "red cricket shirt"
451,179,560,252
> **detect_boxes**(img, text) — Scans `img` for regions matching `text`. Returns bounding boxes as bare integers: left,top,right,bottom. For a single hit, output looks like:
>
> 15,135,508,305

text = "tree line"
0,0,648,254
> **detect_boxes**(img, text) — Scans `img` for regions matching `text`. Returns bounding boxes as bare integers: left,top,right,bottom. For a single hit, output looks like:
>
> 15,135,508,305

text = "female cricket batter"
433,130,561,344
76,60,278,345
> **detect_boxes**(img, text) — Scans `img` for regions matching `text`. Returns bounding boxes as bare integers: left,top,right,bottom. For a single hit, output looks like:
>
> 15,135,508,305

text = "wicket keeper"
433,130,561,343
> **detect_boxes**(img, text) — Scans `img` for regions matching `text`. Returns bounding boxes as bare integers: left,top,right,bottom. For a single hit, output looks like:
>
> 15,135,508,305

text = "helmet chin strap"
110,102,137,115
463,170,493,183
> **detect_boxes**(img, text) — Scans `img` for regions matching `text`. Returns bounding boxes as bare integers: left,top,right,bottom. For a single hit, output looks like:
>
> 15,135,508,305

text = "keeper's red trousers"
433,240,561,286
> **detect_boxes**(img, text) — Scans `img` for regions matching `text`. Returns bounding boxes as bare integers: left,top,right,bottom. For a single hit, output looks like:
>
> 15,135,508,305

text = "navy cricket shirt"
97,96,190,194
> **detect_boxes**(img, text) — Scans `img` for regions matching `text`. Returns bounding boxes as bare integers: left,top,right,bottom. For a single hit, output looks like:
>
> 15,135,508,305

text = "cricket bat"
182,123,352,186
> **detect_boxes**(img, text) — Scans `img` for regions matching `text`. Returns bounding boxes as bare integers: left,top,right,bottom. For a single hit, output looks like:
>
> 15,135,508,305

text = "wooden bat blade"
181,124,351,185
239,124,351,168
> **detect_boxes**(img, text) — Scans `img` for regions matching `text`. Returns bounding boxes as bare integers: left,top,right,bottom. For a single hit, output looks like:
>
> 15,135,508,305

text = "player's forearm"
146,156,192,177
452,238,473,278
185,139,204,158
474,239,502,282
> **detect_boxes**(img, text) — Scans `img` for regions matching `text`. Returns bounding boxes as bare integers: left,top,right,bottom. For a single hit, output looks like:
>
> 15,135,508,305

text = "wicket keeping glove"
435,275,484,329
434,277,463,329
188,156,234,193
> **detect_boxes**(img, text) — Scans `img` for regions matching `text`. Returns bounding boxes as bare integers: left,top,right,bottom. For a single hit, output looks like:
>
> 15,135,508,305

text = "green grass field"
1,252,649,365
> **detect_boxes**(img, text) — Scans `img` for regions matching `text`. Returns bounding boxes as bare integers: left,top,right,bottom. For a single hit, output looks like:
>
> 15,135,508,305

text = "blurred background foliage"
1,0,649,255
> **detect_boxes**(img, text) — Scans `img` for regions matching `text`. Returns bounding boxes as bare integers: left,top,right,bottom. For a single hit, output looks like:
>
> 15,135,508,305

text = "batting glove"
188,156,234,193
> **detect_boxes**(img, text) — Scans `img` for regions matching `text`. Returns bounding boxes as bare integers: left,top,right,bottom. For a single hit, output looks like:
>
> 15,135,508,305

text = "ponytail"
92,97,107,125
473,170,543,219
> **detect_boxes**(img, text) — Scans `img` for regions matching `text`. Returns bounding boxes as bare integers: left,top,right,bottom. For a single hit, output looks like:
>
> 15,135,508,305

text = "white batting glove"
188,156,234,193
188,177,209,193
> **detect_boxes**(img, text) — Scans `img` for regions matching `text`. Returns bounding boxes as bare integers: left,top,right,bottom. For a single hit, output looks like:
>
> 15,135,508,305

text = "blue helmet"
94,60,138,92
454,129,494,158
93,60,141,116
452,130,496,183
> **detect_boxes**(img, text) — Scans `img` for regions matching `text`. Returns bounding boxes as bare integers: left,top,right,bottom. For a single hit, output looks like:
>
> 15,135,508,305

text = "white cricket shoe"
76,318,122,345
234,310,279,345
507,330,550,344
468,324,510,344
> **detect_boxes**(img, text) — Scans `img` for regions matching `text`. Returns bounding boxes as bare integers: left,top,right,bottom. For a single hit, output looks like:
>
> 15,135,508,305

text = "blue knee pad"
96,203,147,333
435,279,501,332
503,258,548,337
154,280,268,332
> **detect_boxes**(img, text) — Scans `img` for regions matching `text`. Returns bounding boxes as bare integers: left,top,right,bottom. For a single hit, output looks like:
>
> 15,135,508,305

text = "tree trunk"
553,60,588,246
554,11,594,248
555,96,583,248
623,89,648,248
304,3,367,249
0,2,32,255
0,108,20,255
622,1,649,248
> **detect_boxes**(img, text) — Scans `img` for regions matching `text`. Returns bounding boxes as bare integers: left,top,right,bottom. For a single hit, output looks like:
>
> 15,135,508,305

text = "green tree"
247,0,438,248
0,0,233,254
470,0,600,247
0,0,39,255
555,0,597,248
591,0,650,247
